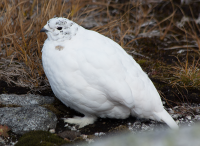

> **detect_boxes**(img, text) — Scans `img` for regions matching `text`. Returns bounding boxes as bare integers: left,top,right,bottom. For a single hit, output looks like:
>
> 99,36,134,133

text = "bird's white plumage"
41,17,178,129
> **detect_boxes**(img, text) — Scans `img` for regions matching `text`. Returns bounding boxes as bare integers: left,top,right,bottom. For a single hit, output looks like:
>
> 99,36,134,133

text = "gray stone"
58,131,81,140
0,106,57,135
0,94,54,106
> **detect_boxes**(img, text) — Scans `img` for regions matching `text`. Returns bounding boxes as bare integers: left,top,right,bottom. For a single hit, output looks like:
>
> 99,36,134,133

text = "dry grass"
163,3,200,90
169,56,200,89
0,0,200,92
0,0,151,89
0,0,71,88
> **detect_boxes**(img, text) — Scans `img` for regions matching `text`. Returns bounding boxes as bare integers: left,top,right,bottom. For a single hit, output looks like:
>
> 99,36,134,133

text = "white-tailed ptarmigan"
40,17,178,129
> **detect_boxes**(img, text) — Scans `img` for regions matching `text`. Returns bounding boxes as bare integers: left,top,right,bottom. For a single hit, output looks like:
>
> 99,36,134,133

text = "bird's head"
40,17,79,41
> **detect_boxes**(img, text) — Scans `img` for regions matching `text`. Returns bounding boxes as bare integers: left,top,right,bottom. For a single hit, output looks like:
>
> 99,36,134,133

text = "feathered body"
41,17,178,129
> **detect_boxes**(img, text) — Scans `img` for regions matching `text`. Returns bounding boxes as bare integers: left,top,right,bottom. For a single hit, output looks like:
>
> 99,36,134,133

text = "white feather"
41,17,178,129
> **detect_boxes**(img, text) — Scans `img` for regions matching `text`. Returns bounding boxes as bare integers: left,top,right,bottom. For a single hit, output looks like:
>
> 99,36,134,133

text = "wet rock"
0,94,54,106
0,106,57,135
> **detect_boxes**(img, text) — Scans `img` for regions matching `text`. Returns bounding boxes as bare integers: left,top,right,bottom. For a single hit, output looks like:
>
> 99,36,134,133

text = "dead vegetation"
0,0,200,94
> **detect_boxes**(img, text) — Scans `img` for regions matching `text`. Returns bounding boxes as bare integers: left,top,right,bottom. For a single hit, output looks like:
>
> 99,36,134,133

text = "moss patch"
15,130,68,146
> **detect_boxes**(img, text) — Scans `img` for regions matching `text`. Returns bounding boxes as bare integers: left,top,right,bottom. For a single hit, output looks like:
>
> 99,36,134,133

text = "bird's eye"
57,27,62,30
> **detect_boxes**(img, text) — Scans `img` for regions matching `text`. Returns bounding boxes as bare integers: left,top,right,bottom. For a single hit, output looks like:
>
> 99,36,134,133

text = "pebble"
186,116,191,120
49,129,55,133
94,132,106,136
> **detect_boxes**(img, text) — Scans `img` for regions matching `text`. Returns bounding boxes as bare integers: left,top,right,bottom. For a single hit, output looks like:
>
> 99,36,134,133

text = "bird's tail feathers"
154,109,179,129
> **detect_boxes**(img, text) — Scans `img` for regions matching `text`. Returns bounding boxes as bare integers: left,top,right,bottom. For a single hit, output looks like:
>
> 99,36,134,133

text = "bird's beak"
40,27,48,32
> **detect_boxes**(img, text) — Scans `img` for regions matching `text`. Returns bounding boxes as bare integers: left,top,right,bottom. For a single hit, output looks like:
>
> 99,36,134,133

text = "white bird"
40,17,178,129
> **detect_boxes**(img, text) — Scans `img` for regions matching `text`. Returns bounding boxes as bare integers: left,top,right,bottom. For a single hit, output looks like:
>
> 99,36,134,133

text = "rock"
194,115,200,120
0,94,57,135
0,137,5,146
49,129,55,133
0,106,57,134
94,132,106,137
186,116,191,120
0,94,54,106
58,131,81,140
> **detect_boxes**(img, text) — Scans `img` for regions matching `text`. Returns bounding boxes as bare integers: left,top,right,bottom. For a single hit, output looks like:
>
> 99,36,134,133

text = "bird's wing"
65,28,163,111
